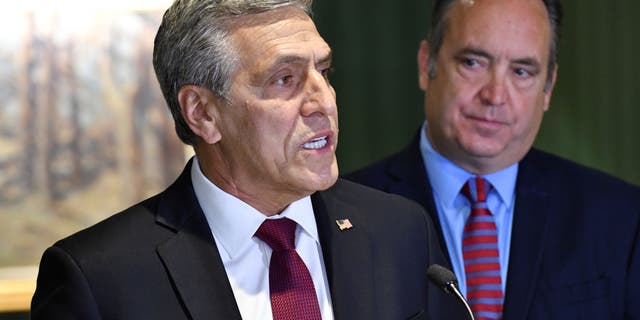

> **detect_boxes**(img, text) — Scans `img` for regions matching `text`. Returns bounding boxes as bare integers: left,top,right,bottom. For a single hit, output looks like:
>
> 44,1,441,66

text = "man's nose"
301,69,337,117
479,71,507,107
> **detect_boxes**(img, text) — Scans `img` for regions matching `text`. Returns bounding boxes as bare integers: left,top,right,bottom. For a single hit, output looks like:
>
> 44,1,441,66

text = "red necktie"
461,177,503,320
255,218,322,320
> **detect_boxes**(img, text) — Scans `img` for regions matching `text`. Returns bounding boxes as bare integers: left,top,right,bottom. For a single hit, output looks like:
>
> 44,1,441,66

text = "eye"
274,74,294,86
514,68,531,78
319,67,333,80
462,58,480,68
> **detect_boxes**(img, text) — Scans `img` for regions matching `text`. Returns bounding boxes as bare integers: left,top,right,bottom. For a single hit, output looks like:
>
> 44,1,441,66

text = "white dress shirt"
190,157,334,320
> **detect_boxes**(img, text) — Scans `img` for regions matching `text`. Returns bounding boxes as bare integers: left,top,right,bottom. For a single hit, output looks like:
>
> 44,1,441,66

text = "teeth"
303,136,328,149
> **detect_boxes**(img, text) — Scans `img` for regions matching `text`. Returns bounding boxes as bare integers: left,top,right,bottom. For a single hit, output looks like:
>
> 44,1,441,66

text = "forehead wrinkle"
268,48,329,72
260,33,321,61
232,17,323,62
228,7,313,42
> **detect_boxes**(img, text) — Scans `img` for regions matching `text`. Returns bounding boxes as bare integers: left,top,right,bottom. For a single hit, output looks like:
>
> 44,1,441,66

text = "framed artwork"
0,1,186,311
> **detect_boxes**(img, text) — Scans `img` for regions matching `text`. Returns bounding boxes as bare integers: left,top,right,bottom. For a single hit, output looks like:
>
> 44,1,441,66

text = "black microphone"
427,264,475,320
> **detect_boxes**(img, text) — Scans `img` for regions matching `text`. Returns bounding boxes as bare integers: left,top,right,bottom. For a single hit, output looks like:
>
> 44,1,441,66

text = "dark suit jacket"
31,160,441,320
346,133,640,320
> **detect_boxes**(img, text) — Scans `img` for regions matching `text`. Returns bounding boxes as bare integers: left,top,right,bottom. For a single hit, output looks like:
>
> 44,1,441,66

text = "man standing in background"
348,0,640,319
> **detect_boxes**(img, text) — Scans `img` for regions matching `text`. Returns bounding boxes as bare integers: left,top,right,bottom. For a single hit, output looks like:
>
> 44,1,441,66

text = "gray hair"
427,0,563,92
153,0,313,145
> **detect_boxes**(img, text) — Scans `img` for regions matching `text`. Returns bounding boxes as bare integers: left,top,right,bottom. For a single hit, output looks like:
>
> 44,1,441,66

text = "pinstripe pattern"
462,177,503,320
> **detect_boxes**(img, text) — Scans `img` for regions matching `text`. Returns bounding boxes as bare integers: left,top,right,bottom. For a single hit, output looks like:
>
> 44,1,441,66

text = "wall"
314,0,640,185
3,1,638,318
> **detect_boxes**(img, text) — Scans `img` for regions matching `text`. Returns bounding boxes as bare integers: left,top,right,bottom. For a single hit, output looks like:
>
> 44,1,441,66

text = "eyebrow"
316,50,333,66
456,46,541,68
455,46,492,60
512,57,541,69
266,49,333,74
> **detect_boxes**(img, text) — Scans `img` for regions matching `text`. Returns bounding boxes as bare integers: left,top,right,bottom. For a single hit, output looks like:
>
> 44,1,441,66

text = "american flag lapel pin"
335,219,353,231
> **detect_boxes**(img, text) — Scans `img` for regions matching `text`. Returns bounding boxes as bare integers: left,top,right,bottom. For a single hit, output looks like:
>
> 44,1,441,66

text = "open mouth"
303,136,328,150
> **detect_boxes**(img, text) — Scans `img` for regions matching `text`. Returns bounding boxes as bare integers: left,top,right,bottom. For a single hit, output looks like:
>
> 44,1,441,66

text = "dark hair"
427,0,563,91
153,0,313,145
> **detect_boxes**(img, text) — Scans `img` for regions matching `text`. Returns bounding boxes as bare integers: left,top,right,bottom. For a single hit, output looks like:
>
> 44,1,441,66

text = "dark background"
314,0,640,185
4,0,639,318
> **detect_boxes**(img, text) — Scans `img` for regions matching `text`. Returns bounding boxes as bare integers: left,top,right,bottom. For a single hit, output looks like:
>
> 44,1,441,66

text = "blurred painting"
0,2,187,268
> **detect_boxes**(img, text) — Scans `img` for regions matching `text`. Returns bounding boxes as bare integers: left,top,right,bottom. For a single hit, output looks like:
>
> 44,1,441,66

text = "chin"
460,137,507,157
320,174,339,190
309,167,339,191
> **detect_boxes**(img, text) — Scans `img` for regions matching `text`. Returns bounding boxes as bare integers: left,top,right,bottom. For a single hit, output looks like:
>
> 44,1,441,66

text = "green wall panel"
314,0,640,185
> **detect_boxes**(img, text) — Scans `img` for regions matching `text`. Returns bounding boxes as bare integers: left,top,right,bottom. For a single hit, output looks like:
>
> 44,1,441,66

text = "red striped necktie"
255,218,322,320
461,177,504,320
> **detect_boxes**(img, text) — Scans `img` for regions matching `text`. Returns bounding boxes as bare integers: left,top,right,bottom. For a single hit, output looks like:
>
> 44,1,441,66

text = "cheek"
513,96,546,135
252,108,301,152
428,85,470,125
247,100,289,129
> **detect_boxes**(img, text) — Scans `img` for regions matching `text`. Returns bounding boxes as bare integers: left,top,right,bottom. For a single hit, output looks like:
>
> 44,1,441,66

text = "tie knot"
461,176,492,203
255,218,297,251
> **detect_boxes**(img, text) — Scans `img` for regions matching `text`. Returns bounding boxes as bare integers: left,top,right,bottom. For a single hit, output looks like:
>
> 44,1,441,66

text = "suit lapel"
155,161,242,320
312,186,376,320
502,150,551,319
387,134,468,320
386,133,452,268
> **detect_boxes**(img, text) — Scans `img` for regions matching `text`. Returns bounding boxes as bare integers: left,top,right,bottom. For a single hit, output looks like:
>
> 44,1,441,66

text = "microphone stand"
444,281,475,320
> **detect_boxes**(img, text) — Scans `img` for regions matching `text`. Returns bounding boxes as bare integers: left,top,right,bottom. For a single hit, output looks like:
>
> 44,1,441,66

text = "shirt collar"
419,122,518,209
190,157,319,260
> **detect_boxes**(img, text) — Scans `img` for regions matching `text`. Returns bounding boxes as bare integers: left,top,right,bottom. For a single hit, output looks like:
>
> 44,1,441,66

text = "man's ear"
417,40,431,91
177,85,222,144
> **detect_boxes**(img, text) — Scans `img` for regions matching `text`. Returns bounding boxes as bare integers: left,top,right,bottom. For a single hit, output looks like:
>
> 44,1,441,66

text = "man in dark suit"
31,1,441,319
347,0,640,319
